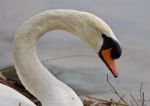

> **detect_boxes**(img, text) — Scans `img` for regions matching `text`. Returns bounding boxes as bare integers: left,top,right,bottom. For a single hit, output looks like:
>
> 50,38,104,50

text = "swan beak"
100,48,118,78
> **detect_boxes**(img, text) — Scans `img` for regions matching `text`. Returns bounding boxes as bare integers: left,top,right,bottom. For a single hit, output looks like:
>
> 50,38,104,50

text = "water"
0,0,150,104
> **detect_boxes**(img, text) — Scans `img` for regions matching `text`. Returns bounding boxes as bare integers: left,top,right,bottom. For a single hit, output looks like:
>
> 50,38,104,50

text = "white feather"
0,9,117,106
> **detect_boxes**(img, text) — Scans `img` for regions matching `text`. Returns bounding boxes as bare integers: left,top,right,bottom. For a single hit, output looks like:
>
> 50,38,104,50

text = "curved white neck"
13,10,101,106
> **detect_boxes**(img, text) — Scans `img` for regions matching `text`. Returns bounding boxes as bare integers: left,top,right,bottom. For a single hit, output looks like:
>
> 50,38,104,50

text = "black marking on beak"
100,34,122,59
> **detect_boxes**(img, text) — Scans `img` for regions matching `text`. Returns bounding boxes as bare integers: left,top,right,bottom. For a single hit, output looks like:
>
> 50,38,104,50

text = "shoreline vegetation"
0,65,146,106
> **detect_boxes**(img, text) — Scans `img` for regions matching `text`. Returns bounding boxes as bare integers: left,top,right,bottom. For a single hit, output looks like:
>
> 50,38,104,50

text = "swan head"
80,14,122,78
98,33,122,78
96,20,122,78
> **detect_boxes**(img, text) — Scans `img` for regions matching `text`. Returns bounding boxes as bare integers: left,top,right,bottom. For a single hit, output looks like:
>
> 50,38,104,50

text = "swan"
0,9,122,106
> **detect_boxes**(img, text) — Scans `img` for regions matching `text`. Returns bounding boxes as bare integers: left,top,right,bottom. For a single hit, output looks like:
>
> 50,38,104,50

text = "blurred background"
0,0,150,104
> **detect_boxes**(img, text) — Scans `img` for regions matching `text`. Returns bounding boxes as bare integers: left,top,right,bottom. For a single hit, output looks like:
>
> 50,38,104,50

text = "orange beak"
101,48,118,78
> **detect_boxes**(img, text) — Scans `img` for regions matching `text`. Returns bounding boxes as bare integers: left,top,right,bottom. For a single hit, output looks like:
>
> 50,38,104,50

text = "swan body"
0,9,121,106
0,83,35,106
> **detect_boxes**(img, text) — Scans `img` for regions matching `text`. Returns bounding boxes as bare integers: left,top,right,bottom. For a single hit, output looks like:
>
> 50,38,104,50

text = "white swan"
0,9,122,106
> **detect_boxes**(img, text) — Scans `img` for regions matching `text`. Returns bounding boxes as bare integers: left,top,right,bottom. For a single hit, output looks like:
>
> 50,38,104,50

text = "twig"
141,92,145,106
139,82,145,106
77,92,130,106
140,82,143,102
118,95,125,104
0,66,15,73
106,74,129,105
0,72,6,79
129,90,139,106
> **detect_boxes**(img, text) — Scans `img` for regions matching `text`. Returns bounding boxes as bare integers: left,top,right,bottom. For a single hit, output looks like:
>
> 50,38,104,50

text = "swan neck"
13,10,84,105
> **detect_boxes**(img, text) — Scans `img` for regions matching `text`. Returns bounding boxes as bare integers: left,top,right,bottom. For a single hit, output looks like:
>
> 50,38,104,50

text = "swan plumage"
0,9,121,106
0,83,35,106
